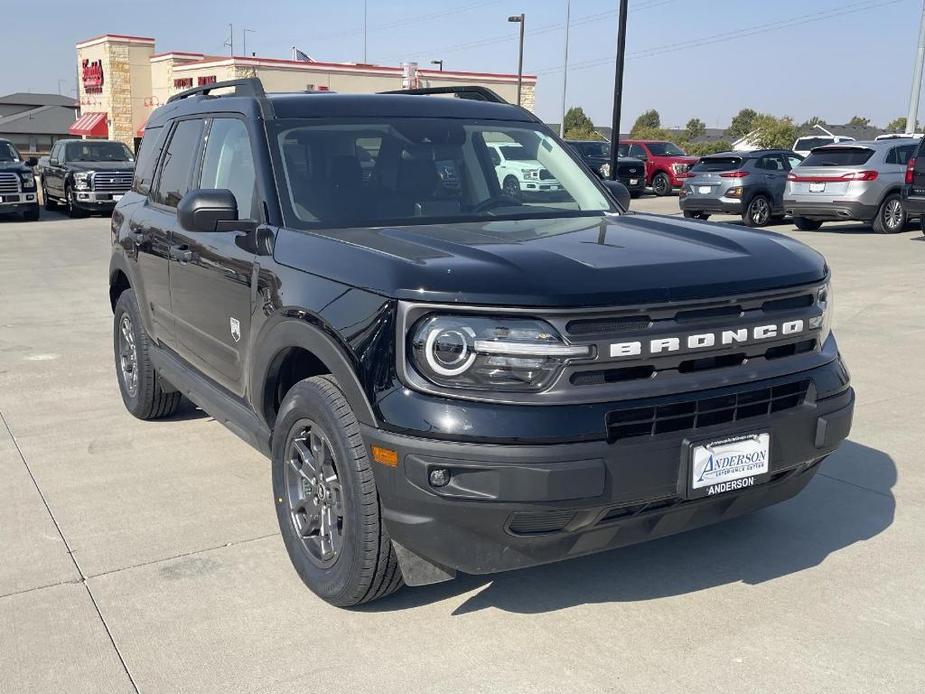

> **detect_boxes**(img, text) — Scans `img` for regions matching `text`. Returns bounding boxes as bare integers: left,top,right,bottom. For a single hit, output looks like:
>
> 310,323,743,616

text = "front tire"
502,175,522,201
872,194,906,234
113,289,182,419
794,217,823,231
743,194,772,227
65,184,85,218
272,376,403,607
42,183,57,211
652,172,672,196
22,205,39,222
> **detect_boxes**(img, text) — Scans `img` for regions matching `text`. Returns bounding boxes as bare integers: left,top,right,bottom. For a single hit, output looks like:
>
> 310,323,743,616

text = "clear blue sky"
3,0,921,129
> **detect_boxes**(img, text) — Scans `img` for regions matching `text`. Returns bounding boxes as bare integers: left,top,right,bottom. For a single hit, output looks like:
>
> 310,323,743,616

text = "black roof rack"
167,78,267,104
379,85,508,104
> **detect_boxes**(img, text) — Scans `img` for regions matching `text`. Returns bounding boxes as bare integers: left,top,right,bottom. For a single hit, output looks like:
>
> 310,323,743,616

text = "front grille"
0,172,19,194
606,380,809,442
617,164,640,177
539,169,554,180
508,510,576,535
91,171,133,193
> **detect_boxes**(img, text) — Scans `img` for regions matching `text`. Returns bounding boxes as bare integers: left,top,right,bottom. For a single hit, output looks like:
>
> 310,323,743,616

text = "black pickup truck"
43,138,135,217
0,138,39,221
109,80,854,607
567,139,647,197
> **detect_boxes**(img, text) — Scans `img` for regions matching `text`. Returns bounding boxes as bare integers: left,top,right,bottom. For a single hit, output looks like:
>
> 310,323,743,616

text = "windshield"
801,148,874,167
691,156,742,172
0,142,20,162
271,118,615,229
580,142,609,157
65,141,134,163
646,142,686,156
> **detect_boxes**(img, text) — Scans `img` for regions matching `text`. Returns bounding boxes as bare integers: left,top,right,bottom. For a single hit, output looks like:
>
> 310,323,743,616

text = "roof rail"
379,85,508,104
167,77,266,104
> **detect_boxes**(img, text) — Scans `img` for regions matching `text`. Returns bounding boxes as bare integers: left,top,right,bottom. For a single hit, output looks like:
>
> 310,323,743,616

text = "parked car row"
0,137,136,222
566,139,697,197
676,137,923,233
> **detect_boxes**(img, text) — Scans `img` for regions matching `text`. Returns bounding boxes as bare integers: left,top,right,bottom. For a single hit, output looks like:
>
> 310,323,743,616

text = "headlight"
409,314,591,392
809,282,833,344
523,169,540,180
73,172,92,190
20,172,34,189
671,162,688,174
599,163,611,177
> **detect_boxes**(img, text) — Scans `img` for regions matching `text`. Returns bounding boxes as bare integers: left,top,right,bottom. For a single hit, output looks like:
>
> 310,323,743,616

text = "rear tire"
743,194,772,227
272,376,403,607
871,194,906,234
113,289,182,420
683,210,710,220
794,217,823,231
652,172,672,196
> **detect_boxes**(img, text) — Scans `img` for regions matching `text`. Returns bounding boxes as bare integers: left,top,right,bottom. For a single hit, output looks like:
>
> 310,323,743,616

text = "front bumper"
0,191,38,214
72,190,127,211
784,199,878,222
619,175,646,194
366,366,854,577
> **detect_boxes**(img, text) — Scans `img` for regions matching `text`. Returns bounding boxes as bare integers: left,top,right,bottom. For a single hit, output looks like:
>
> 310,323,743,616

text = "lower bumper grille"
606,379,810,442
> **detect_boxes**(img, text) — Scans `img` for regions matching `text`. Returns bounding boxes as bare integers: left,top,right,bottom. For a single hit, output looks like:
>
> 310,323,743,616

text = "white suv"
486,142,563,199
792,135,855,158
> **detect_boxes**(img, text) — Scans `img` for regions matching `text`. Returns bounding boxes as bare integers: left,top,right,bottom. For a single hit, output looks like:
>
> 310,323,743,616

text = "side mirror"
603,180,631,210
26,157,38,168
177,189,246,232
49,158,58,166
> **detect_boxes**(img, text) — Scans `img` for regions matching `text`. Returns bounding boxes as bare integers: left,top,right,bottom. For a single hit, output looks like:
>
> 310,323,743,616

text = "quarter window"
153,119,204,208
133,126,163,196
199,119,258,220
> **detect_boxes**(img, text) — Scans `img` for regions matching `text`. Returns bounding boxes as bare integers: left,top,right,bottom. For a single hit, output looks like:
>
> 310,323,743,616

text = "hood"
275,213,827,307
0,160,30,174
660,155,699,166
68,161,135,172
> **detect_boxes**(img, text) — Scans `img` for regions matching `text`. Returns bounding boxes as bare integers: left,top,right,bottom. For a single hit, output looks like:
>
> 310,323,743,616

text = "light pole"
560,0,571,137
607,0,629,181
242,28,255,57
224,23,234,56
508,14,525,107
906,0,925,134
431,59,444,71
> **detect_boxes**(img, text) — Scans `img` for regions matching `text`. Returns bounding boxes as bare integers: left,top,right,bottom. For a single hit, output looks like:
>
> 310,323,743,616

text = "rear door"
756,153,788,208
45,142,65,198
168,116,260,397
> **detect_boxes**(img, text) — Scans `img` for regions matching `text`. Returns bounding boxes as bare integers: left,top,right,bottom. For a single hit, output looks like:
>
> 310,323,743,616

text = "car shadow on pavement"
367,440,895,615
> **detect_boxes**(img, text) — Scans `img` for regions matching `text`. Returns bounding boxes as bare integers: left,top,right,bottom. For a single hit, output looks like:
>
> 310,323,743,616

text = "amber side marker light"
371,445,399,467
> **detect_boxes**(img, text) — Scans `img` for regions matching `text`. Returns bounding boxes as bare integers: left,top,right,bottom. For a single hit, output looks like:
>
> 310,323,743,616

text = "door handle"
170,244,193,263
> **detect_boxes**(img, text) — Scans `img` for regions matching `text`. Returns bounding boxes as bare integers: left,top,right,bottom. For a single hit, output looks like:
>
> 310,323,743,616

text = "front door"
169,117,260,397
758,153,788,209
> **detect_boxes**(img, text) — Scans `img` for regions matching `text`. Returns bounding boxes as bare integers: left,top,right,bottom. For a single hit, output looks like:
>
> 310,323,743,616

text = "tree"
800,115,827,129
686,140,733,156
848,115,871,127
749,113,798,150
631,109,661,136
563,106,598,140
728,108,758,140
885,116,919,132
685,117,706,141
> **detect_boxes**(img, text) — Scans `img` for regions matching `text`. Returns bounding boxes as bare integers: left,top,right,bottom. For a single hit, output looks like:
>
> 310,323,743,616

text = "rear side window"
153,119,204,208
132,126,163,195
885,144,916,165
801,148,874,167
757,155,786,171
692,156,741,172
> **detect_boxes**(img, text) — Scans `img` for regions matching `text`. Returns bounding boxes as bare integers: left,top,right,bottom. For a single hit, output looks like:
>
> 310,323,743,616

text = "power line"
534,0,906,75
391,0,679,63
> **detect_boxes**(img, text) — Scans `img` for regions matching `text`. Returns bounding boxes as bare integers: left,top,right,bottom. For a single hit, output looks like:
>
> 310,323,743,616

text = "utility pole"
508,14,525,107
906,0,925,134
242,28,255,58
559,0,571,137
363,0,368,62
607,0,629,181
225,23,234,56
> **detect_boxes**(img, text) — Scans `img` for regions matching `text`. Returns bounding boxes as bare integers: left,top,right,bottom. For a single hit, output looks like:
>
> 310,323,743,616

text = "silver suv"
784,139,918,233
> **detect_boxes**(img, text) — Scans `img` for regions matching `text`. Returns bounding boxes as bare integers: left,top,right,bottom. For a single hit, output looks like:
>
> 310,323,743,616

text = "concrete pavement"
0,203,922,693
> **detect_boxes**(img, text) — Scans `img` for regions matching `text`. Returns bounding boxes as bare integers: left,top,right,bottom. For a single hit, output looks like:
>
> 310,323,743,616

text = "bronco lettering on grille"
609,320,805,359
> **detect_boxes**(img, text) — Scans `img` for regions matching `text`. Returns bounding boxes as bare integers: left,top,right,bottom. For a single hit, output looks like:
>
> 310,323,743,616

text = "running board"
149,345,272,457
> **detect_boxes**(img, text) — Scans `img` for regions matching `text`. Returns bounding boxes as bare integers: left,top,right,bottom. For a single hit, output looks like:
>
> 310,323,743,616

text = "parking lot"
1,201,923,692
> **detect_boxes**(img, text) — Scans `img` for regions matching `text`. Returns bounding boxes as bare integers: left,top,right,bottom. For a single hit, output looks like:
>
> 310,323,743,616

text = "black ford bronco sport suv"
109,79,854,607
0,138,39,221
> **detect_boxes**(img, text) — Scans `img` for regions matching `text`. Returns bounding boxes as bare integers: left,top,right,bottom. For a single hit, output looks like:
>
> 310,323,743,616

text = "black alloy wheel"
743,195,772,227
652,172,672,196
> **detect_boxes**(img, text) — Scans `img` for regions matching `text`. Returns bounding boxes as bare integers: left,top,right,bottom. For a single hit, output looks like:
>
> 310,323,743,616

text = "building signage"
82,59,104,94
173,75,216,90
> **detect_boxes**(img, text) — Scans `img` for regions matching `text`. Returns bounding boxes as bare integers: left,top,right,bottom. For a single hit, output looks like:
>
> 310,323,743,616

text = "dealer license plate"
809,182,825,193
698,186,712,194
689,433,769,498
629,178,639,185
112,194,123,201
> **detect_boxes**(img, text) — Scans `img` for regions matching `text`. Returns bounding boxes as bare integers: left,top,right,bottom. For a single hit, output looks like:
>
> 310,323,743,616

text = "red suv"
618,140,699,196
